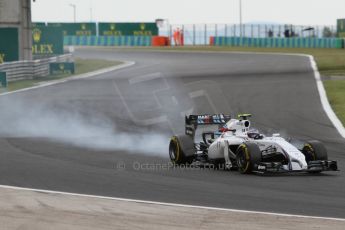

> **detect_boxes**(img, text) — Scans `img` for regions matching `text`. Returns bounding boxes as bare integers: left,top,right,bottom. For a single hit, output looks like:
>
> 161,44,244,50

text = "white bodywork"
207,118,308,171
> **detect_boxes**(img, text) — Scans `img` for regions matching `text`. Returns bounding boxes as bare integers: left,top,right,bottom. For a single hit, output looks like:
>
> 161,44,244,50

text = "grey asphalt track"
0,48,344,218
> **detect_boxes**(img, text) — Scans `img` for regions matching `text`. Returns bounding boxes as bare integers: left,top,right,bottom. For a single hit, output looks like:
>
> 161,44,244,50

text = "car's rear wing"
185,114,231,136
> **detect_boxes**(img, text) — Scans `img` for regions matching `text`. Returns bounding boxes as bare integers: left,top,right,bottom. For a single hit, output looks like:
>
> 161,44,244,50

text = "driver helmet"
247,128,260,139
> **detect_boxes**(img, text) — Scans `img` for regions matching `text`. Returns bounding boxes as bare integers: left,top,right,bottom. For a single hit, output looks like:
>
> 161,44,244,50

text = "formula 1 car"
169,114,338,174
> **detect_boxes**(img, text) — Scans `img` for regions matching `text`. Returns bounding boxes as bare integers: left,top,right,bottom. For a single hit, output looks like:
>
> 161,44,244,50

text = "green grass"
73,58,123,75
2,58,122,92
324,80,345,124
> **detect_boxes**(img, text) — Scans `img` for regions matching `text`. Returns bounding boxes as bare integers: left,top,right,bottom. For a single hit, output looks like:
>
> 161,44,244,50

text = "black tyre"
236,142,262,174
302,140,328,162
169,135,195,165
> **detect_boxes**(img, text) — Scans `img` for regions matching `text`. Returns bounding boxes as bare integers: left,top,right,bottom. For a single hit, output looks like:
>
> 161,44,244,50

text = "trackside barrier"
64,36,152,46
0,54,74,82
211,37,344,49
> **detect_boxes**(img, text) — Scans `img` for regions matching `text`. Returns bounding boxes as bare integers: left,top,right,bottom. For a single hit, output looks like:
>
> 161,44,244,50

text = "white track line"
0,184,344,222
307,55,345,138
128,72,162,84
0,61,135,97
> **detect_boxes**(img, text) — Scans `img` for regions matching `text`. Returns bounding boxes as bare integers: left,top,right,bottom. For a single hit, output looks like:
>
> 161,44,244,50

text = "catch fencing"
160,24,339,45
159,23,340,47
211,37,343,48
0,54,73,82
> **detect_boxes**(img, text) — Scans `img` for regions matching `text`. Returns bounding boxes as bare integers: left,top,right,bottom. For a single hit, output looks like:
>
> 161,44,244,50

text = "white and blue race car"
169,114,338,174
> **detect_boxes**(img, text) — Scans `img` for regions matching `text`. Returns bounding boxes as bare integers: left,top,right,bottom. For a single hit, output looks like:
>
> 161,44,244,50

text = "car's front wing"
254,160,338,175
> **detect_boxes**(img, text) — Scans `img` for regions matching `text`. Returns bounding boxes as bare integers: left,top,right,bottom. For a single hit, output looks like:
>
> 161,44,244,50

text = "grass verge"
324,80,345,124
2,58,123,92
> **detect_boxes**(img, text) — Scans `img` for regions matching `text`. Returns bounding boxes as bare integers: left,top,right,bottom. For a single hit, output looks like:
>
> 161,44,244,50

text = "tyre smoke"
0,97,169,156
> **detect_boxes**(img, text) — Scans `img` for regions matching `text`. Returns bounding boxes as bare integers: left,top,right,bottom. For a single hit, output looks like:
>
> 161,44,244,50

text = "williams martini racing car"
169,114,338,174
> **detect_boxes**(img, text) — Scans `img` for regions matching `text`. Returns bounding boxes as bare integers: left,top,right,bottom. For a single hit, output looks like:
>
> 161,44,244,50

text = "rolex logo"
59,63,65,70
32,28,42,43
140,23,145,30
81,24,86,30
110,24,116,30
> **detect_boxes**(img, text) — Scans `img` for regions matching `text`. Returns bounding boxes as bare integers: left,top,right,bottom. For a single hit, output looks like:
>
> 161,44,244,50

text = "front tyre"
169,135,195,165
302,140,328,162
302,140,328,173
236,143,262,174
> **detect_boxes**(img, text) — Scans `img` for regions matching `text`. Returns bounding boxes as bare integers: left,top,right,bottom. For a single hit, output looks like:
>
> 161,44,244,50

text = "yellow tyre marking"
239,144,250,173
243,146,250,173
304,144,316,161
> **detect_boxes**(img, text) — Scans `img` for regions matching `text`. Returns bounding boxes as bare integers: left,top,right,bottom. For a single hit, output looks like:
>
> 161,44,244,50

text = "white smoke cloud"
0,97,169,156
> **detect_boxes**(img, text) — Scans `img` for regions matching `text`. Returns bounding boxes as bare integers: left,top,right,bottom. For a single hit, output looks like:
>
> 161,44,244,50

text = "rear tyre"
169,135,195,165
302,140,328,173
236,142,262,174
